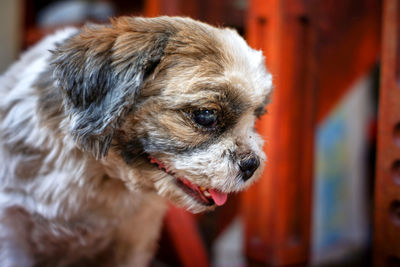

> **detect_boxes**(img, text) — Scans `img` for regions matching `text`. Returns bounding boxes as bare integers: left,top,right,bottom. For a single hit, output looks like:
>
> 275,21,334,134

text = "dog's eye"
193,109,218,128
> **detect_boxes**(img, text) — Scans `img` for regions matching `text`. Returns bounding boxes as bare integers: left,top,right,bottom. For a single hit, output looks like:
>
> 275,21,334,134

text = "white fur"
218,28,273,99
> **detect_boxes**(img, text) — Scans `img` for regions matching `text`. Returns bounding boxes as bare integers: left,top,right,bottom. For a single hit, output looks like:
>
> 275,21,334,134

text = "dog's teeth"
203,190,211,197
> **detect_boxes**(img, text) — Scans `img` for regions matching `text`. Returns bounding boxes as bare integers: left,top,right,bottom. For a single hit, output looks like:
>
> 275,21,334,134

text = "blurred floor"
212,218,246,267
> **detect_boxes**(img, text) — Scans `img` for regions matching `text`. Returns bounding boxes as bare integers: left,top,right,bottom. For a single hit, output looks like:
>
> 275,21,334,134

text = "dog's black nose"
239,156,260,181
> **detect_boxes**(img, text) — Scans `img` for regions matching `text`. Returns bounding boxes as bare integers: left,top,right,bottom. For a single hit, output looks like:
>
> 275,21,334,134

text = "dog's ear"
52,17,172,159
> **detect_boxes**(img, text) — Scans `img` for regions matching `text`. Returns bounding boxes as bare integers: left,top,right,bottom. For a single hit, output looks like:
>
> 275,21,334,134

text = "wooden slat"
242,0,315,265
242,0,380,265
144,0,198,18
312,0,381,123
164,205,210,267
144,0,162,17
374,0,400,265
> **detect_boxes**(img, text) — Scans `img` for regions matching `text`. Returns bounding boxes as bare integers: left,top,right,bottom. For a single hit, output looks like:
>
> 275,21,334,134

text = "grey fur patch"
51,25,171,159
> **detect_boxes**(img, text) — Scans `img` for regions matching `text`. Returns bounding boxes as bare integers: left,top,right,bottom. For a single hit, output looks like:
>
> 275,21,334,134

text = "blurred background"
0,0,398,266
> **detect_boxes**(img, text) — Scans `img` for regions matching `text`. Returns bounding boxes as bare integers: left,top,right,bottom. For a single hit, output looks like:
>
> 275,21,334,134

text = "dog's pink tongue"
208,189,228,206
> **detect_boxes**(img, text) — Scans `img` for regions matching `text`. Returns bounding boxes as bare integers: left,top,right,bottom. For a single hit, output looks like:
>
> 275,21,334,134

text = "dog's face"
52,17,272,213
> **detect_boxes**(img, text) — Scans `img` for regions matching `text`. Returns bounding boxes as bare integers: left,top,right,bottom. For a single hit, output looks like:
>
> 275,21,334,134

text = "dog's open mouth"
148,156,228,206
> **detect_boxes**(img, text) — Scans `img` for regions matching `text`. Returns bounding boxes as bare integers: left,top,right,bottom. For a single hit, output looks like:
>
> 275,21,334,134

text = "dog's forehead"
215,28,272,103
160,27,271,108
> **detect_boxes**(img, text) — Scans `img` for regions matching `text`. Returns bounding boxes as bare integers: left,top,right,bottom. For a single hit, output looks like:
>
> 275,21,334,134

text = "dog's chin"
159,180,217,214
141,155,229,214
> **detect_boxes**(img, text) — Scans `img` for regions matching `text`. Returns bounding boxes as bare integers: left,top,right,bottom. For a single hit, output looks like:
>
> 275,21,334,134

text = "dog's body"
0,17,272,266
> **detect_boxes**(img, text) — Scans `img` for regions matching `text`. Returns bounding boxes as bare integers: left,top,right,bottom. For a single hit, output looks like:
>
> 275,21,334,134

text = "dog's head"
52,17,272,213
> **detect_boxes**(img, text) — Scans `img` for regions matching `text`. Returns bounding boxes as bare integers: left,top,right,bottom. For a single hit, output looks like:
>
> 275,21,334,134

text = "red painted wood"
144,0,162,17
164,205,210,267
312,0,381,123
144,0,198,18
242,0,380,265
242,1,315,265
374,0,400,265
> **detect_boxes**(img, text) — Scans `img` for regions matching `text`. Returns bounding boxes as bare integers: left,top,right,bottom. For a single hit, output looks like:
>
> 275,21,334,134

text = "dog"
0,16,272,266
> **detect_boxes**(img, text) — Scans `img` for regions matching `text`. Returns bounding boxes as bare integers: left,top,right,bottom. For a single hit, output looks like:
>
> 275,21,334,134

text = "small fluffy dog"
0,16,272,266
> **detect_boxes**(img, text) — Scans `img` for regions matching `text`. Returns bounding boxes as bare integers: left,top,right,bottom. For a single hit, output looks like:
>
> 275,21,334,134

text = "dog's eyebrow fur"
254,106,267,118
254,94,271,118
